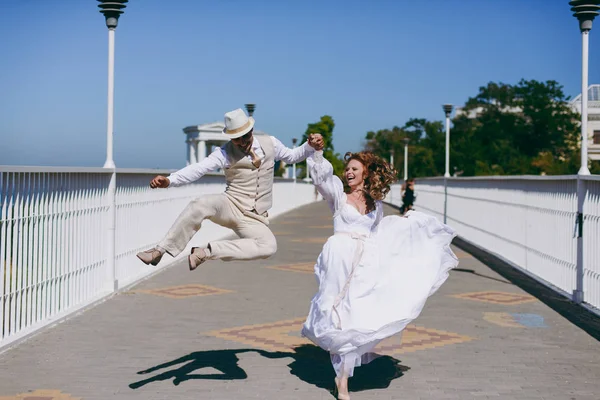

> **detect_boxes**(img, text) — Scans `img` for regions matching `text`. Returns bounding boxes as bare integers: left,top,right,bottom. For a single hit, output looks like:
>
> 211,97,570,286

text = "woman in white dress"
301,150,458,399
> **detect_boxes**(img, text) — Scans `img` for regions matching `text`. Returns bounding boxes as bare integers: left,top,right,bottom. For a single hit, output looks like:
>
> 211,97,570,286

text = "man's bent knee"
258,237,277,259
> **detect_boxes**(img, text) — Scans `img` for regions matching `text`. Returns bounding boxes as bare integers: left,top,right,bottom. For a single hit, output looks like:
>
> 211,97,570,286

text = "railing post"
574,176,586,304
443,177,448,224
107,170,118,291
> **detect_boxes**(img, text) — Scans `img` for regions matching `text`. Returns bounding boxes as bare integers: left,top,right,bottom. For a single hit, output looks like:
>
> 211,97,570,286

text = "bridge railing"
390,175,600,314
0,167,318,348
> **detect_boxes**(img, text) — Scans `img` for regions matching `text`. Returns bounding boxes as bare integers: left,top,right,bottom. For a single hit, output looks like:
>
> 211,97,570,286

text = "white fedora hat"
222,108,255,139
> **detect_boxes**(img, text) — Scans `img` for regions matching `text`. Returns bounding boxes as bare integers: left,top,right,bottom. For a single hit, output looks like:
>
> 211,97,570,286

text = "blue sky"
1,0,599,169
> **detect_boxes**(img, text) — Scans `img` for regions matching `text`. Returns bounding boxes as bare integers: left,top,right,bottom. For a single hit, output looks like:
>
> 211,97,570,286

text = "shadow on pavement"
285,344,409,395
453,268,513,285
129,349,252,388
129,344,409,396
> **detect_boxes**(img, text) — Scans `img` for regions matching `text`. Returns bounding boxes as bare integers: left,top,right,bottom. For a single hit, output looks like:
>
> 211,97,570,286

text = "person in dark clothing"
399,178,415,215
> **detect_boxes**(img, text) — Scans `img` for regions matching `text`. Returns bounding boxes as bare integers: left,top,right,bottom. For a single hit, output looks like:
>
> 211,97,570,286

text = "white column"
579,30,591,175
197,140,207,163
186,139,192,166
187,139,197,165
190,140,197,164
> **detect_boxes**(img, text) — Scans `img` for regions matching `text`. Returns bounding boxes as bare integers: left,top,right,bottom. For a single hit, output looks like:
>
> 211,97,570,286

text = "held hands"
150,175,170,189
308,133,325,151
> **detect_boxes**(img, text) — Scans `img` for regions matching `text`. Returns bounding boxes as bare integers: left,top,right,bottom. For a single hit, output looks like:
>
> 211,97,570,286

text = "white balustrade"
0,167,318,348
389,175,600,314
583,176,600,311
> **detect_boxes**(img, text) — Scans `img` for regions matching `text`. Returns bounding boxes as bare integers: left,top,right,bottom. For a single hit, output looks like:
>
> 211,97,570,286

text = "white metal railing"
583,177,600,310
0,166,318,348
389,175,600,313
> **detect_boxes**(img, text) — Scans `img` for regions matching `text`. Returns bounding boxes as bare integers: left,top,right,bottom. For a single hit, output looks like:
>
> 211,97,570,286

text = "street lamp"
403,137,410,181
245,103,256,117
569,1,599,305
570,0,599,175
98,0,128,169
98,0,127,292
443,104,453,178
292,138,298,181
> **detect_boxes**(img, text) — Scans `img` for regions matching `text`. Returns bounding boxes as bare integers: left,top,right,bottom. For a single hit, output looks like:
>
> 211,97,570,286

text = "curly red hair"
343,151,397,213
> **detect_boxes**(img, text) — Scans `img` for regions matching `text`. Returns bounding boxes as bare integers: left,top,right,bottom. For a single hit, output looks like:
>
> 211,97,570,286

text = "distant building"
181,122,289,177
181,122,268,166
455,104,521,119
569,84,600,161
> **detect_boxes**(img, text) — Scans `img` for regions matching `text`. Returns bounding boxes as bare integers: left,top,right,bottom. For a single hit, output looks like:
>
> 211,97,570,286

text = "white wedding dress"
301,152,459,377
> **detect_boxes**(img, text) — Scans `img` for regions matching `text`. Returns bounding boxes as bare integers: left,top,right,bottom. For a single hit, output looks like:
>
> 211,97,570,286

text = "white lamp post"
98,0,127,291
570,0,599,175
403,137,410,181
569,1,599,304
98,0,127,169
304,164,312,182
443,104,453,178
292,138,298,181
442,104,453,224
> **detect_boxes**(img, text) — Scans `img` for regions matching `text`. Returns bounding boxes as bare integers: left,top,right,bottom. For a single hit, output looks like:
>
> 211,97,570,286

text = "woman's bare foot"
334,376,350,400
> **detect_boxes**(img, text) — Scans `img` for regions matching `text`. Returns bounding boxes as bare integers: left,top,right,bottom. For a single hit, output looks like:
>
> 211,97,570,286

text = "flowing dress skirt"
302,211,458,377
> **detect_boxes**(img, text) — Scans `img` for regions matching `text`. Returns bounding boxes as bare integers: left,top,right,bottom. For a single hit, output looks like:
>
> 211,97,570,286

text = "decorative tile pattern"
266,263,315,274
376,325,475,354
0,389,80,400
484,312,548,328
483,312,524,328
206,318,474,355
451,291,537,305
130,284,233,299
510,313,548,328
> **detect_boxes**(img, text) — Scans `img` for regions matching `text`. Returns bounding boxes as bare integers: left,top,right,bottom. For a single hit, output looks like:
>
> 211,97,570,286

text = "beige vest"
223,135,275,218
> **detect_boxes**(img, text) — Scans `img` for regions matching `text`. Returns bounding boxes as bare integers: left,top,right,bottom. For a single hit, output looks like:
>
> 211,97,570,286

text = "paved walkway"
0,202,599,400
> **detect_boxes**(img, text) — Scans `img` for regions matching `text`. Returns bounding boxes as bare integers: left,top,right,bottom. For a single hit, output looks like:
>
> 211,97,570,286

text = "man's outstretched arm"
272,134,324,164
149,148,226,189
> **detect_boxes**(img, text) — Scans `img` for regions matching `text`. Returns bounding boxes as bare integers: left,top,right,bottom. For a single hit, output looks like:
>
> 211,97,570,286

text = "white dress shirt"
168,136,314,187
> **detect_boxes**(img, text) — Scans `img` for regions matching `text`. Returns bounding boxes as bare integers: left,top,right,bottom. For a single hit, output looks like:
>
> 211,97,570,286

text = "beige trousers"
158,194,277,261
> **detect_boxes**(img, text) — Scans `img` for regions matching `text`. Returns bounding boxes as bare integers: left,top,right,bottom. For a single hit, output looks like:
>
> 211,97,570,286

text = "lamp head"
98,0,128,29
244,104,256,117
569,0,600,32
443,104,454,117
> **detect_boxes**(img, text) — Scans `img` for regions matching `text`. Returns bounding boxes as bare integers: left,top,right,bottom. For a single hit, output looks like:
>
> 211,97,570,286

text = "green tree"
363,119,445,178
453,79,581,175
363,79,584,177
